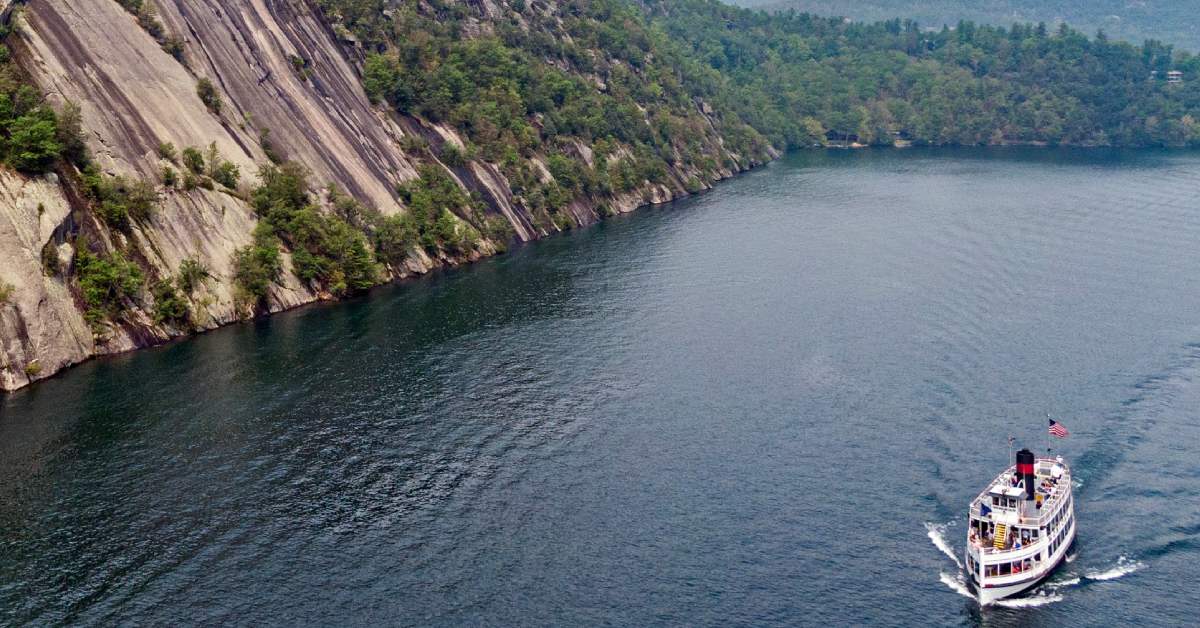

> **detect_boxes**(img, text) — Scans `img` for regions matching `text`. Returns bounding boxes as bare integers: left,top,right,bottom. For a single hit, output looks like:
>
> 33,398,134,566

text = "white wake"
926,521,962,569
1085,556,1143,581
993,592,1064,608
1046,576,1080,588
940,572,974,599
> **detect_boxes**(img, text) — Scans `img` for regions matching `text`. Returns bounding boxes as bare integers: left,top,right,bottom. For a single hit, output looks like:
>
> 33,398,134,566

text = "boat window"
999,563,1011,575
992,496,999,506
986,564,997,577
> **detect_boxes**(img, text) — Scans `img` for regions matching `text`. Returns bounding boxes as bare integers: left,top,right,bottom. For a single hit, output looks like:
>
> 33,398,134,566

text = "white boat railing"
967,459,1071,556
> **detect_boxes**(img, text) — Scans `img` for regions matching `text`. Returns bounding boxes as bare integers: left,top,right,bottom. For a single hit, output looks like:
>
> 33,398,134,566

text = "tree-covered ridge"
322,0,776,222
653,0,1200,147
737,0,1200,54
319,0,1200,190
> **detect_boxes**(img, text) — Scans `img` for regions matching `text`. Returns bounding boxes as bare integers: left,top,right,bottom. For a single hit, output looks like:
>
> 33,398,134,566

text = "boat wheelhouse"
964,449,1075,605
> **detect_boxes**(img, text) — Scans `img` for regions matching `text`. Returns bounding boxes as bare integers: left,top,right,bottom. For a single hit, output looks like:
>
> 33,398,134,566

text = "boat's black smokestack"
1016,448,1036,500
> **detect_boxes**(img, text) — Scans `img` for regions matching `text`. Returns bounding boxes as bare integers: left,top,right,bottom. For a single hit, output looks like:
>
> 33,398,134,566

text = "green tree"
7,110,62,173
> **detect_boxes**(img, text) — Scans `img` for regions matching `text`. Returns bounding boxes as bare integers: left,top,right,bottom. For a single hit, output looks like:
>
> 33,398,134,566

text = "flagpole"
1045,413,1051,457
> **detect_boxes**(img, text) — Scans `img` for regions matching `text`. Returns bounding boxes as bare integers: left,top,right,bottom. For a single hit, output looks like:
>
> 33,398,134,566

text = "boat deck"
969,457,1071,554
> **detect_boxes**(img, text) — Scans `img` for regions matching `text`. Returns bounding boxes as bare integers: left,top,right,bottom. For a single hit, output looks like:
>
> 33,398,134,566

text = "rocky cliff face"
0,0,769,391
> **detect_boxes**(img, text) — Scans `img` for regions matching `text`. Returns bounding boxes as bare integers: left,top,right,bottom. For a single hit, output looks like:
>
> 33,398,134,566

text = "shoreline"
2,156,764,395
6,141,1192,395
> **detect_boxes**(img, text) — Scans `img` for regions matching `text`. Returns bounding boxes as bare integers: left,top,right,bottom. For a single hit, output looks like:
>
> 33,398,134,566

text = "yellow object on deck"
993,523,1007,550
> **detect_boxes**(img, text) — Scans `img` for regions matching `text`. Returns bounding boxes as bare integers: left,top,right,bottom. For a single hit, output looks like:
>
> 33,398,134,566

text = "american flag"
1049,419,1069,438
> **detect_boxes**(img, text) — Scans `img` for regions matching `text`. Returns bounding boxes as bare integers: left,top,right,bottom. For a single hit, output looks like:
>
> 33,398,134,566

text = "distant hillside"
736,1,1200,51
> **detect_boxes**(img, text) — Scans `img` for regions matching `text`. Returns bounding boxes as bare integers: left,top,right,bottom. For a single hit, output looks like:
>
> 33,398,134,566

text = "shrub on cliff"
161,37,185,62
0,53,94,173
182,146,204,174
395,164,483,254
431,209,476,254
439,142,466,168
212,161,240,189
75,246,144,325
204,143,240,189
252,161,309,214
84,169,158,228
6,109,63,173
196,78,222,115
250,162,378,295
157,142,178,162
545,153,582,193
55,101,90,167
151,279,190,326
233,222,282,305
373,213,419,266
327,184,378,227
177,258,211,294
115,0,145,14
116,0,183,62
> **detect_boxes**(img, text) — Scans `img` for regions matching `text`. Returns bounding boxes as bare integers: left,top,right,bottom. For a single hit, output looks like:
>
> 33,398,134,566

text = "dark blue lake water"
2,148,1198,625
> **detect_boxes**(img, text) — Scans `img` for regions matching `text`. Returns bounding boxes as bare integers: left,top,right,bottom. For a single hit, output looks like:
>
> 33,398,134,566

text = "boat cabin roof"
991,486,1025,498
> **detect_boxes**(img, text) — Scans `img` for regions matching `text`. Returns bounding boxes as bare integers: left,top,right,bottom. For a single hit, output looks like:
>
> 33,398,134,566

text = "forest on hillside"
653,0,1200,148
734,0,1200,52
325,0,1200,166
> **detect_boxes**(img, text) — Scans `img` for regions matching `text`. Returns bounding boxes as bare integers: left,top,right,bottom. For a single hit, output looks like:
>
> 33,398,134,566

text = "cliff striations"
0,0,768,391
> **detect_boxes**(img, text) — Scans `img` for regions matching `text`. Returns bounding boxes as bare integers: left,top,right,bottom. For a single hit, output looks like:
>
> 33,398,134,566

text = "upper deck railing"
969,458,1071,527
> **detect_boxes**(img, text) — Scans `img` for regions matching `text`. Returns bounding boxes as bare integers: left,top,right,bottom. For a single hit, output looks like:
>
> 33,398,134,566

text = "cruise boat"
964,449,1075,605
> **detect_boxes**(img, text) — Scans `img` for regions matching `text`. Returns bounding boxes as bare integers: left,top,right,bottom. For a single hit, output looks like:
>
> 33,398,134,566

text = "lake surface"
2,148,1199,625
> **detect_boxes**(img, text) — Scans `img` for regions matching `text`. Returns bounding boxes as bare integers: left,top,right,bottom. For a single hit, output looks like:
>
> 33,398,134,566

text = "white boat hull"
974,564,1056,605
968,519,1075,605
